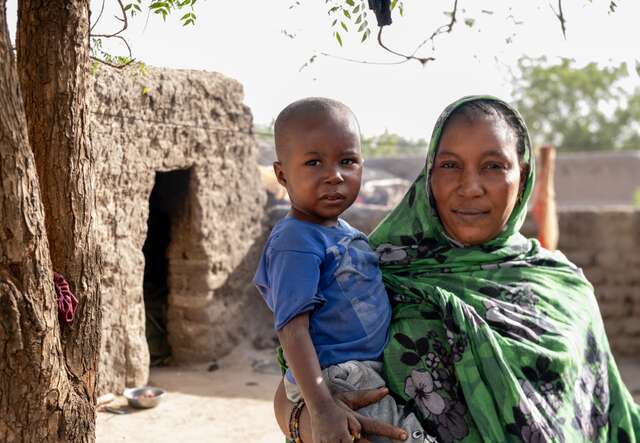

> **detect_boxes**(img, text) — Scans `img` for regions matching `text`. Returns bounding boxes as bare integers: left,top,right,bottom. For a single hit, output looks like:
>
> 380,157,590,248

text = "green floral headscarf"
370,96,640,442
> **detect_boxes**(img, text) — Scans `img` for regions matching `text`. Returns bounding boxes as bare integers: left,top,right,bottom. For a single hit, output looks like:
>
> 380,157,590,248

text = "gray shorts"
284,360,436,443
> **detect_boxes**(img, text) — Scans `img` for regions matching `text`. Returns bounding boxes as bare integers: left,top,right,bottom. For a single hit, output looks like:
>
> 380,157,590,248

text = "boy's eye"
341,158,358,165
305,159,320,166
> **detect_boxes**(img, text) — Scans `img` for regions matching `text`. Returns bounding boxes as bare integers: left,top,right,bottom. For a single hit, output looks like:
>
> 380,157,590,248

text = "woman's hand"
274,380,408,443
308,399,361,443
334,388,408,443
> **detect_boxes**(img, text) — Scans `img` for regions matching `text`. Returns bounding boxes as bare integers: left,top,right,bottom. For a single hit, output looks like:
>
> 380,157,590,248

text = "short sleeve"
256,249,325,331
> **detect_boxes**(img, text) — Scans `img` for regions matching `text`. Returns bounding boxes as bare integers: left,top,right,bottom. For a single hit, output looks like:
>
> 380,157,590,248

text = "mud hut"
90,67,269,394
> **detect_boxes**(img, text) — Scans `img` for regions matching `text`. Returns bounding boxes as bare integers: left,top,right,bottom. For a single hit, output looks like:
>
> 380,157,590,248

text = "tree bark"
0,0,100,441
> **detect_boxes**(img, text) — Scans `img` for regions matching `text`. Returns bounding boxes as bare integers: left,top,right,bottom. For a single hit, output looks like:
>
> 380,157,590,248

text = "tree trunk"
0,0,100,441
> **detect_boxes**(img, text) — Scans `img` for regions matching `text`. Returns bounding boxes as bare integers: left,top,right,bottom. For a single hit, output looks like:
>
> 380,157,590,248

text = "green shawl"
369,95,640,442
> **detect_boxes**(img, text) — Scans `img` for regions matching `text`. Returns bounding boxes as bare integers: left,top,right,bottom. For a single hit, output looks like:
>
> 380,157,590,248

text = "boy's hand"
309,399,361,443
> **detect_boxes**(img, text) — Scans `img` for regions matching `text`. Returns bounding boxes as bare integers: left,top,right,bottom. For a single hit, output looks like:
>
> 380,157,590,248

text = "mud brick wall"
550,208,639,356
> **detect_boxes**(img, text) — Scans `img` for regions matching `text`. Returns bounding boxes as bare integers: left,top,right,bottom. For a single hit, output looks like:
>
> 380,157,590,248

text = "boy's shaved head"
274,97,360,162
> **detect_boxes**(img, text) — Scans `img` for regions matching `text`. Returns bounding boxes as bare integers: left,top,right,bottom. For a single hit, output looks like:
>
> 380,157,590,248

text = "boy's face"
274,113,363,226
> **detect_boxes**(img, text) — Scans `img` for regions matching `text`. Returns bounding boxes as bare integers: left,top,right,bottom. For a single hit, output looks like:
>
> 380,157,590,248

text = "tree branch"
550,0,567,39
310,0,458,68
90,55,135,70
90,0,128,39
376,27,435,66
89,0,133,69
408,0,458,57
373,0,457,66
316,51,412,66
89,0,106,33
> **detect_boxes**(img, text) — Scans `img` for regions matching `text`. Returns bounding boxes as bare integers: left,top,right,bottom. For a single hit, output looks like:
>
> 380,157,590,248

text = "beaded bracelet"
288,398,306,443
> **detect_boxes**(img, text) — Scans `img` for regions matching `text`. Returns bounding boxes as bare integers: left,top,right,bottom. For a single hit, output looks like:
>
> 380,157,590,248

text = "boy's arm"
277,313,333,412
278,313,360,442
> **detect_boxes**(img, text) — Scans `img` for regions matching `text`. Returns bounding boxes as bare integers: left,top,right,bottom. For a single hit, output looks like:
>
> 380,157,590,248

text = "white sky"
6,0,640,139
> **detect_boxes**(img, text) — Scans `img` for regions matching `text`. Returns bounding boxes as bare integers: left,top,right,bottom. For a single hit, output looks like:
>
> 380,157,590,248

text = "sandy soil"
97,342,640,443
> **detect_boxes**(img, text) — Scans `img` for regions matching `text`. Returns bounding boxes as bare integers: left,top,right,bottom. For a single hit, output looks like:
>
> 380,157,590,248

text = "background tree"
511,57,640,151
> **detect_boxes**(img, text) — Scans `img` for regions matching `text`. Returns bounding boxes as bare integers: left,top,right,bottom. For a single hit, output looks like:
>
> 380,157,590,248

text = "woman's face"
430,115,523,246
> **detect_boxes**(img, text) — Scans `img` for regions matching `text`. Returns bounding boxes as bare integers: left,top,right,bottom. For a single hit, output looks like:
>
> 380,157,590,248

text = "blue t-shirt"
254,216,391,379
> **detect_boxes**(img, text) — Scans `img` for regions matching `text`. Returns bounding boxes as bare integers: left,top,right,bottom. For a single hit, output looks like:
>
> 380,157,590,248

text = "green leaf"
343,9,351,19
464,18,475,27
335,31,343,46
352,4,360,13
123,3,132,11
394,333,416,350
340,21,348,32
345,0,355,5
355,14,362,24
361,29,369,42
357,21,366,32
331,18,337,26
390,0,398,9
400,352,420,366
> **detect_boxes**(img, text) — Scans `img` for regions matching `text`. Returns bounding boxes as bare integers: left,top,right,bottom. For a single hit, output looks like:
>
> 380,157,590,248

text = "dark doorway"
142,169,191,366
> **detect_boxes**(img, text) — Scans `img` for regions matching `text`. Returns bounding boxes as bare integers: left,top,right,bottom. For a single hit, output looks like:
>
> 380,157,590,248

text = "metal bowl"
123,386,166,409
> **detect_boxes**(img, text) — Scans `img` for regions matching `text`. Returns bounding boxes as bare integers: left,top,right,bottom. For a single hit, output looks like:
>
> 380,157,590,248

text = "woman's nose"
457,171,484,197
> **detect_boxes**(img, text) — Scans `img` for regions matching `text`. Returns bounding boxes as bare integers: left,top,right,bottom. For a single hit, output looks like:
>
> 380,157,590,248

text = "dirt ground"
97,342,640,443
96,342,283,443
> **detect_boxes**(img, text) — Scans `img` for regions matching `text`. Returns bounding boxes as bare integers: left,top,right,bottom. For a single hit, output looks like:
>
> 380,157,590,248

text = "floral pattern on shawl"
571,330,610,440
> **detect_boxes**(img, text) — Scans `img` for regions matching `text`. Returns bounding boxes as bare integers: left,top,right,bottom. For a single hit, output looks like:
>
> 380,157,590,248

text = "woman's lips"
452,208,490,221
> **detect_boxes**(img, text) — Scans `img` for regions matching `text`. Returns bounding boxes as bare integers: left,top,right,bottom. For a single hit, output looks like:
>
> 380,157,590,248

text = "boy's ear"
273,161,287,187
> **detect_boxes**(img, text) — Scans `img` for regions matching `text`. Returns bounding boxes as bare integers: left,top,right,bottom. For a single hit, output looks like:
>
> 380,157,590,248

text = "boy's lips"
320,192,346,202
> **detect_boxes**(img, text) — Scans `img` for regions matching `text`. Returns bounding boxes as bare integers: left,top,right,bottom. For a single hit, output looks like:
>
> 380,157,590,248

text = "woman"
274,96,640,442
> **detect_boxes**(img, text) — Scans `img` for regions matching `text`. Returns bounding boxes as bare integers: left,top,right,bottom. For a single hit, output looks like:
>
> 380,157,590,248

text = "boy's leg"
324,361,437,443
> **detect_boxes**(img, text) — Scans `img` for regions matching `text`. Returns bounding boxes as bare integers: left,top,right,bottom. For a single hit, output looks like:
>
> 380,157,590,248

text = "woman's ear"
273,161,287,187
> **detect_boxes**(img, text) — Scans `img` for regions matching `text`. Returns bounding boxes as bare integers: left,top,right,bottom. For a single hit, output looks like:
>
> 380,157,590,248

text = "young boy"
254,97,429,443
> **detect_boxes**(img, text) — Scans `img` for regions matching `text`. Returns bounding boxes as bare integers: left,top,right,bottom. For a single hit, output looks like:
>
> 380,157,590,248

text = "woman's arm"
273,380,409,443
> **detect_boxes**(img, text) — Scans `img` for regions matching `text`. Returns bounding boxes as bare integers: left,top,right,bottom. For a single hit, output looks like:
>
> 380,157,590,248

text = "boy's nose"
325,167,344,184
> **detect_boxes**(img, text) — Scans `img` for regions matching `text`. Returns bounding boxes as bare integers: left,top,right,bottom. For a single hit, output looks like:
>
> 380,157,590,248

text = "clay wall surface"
90,67,267,394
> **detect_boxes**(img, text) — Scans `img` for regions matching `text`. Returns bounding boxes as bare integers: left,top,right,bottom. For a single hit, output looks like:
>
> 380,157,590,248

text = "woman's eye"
440,161,457,169
484,162,505,170
305,160,320,166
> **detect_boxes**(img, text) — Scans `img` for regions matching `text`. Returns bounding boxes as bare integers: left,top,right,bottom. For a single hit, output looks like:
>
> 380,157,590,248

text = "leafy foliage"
324,0,404,46
90,37,134,67
511,57,640,151
123,0,199,26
